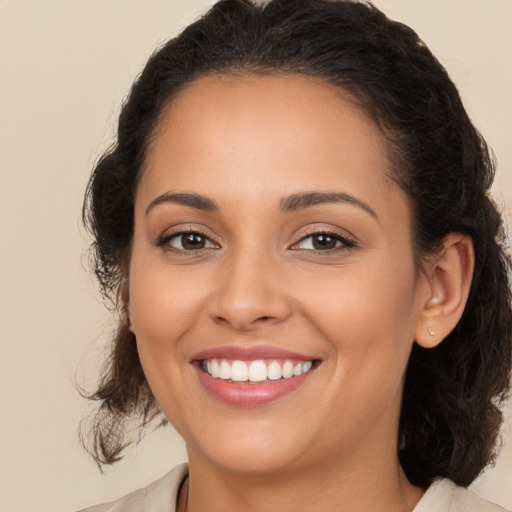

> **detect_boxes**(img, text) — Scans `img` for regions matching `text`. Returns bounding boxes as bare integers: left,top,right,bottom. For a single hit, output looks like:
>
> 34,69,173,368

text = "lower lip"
194,366,315,407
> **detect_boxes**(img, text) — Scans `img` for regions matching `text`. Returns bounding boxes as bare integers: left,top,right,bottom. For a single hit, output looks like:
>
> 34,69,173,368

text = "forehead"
138,73,405,219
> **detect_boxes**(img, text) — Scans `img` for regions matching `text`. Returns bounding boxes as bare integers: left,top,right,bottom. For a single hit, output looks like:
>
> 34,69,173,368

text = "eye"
159,231,218,251
292,231,354,251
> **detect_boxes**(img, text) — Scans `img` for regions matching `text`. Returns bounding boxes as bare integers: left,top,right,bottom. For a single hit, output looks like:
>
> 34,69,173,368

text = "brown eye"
163,231,216,251
181,233,207,250
311,234,338,250
293,231,354,252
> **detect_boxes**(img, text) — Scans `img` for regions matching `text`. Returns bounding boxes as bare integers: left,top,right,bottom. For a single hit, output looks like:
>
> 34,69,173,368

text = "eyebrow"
145,192,219,216
280,191,378,219
145,190,378,220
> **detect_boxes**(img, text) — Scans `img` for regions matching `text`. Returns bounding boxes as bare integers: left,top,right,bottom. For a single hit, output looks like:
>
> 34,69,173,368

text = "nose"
208,247,292,331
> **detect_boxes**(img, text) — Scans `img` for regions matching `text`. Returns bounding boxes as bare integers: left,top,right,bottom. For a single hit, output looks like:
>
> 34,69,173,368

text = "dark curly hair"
81,0,512,487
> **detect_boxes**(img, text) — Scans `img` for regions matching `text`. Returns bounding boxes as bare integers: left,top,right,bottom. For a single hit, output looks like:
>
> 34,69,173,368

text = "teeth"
231,360,248,381
267,361,282,380
204,358,315,382
219,360,231,380
302,361,312,373
282,361,294,379
211,360,220,378
248,360,267,382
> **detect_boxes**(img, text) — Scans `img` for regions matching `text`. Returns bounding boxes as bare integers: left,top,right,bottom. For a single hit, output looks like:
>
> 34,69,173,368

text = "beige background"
0,1,510,511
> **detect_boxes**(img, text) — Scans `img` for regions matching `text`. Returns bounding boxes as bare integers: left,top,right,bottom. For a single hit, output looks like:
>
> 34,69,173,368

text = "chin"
185,419,314,475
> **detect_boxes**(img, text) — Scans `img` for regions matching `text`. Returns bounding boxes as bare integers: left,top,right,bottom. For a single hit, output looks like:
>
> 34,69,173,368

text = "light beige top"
77,463,509,512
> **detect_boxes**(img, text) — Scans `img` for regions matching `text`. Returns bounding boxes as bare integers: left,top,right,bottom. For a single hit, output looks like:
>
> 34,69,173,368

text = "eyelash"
291,230,356,253
156,228,356,254
156,228,218,253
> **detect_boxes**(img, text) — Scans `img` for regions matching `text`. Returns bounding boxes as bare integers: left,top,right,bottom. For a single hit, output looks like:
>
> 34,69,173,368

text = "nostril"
213,313,275,330
209,285,292,329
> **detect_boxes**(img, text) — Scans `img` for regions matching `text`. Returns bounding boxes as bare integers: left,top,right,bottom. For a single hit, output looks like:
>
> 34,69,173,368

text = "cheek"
128,253,209,346
128,255,204,416
303,257,418,342
298,253,420,396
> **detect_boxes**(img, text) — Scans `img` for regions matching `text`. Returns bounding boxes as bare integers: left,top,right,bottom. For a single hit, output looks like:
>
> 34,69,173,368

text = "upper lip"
191,345,318,362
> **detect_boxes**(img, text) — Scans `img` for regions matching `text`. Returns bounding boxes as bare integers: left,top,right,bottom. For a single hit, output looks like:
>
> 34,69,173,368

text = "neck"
183,439,424,512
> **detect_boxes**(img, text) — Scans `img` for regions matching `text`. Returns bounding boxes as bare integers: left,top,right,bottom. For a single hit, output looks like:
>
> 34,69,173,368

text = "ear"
415,234,474,349
127,310,136,335
121,278,136,335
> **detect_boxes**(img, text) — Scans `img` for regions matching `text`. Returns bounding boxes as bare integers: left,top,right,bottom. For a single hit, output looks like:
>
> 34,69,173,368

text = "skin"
128,74,472,512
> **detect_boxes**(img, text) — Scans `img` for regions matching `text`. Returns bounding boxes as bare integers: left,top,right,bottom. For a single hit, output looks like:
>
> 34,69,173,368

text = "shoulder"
414,478,510,512
75,463,188,512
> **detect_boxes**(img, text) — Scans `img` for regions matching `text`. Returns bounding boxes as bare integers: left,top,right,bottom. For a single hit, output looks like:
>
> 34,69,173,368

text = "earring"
427,327,435,336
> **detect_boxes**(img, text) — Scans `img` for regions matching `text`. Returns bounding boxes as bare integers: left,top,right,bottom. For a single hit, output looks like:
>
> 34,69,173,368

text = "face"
129,74,430,475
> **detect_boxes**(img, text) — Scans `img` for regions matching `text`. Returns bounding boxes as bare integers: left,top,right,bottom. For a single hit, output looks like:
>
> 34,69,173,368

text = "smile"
201,359,314,382
191,346,320,406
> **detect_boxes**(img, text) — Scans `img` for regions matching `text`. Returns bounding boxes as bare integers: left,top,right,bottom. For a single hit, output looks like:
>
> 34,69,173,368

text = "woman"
79,0,512,510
